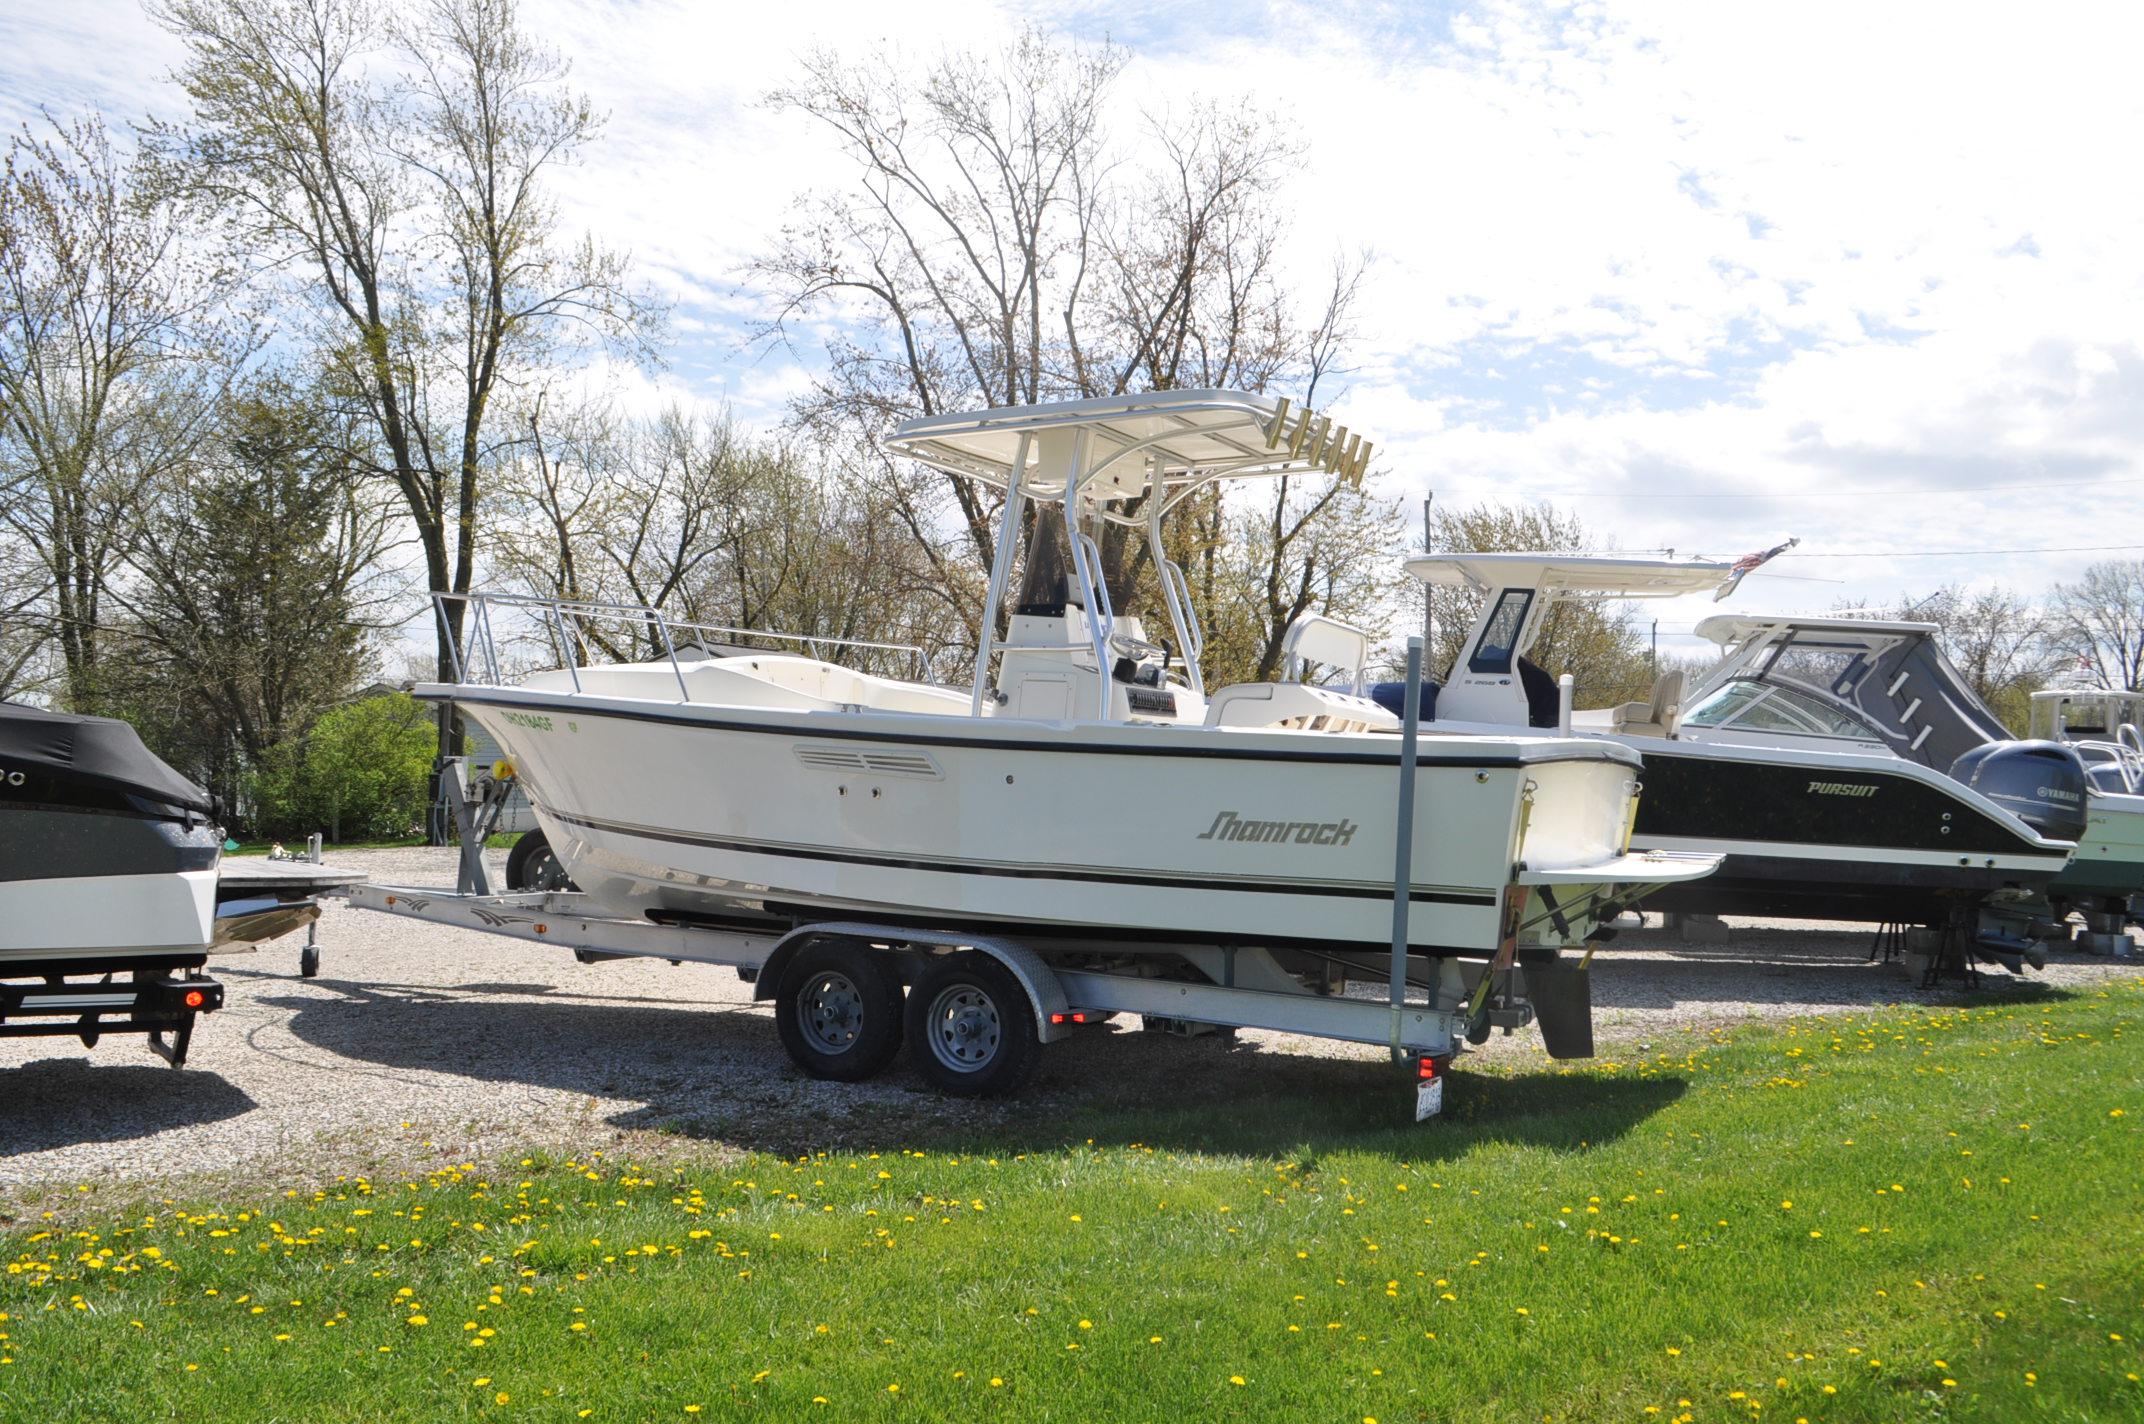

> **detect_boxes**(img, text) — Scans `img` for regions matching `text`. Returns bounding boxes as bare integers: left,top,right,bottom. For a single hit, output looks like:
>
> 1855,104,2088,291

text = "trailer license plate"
1415,1076,1444,1121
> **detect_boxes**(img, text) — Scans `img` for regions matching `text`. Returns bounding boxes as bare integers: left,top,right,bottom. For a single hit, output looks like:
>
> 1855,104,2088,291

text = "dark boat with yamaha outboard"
1385,554,2076,966
1675,617,2139,946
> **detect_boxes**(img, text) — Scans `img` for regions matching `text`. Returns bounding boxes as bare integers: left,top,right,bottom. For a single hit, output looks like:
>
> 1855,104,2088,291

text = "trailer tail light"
151,977,223,1014
1048,1012,1090,1026
1417,1055,1439,1081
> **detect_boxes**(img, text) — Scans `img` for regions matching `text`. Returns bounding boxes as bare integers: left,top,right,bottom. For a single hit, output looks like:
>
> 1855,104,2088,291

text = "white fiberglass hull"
2052,792,2144,901
443,687,1694,957
0,868,218,961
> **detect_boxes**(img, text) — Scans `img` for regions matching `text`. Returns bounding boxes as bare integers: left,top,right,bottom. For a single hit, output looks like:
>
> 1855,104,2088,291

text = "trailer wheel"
505,829,576,893
774,941,904,1082
906,952,1041,1098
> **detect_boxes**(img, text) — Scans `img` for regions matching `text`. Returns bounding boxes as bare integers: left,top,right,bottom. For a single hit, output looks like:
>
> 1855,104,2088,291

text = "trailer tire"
906,952,1041,1098
774,941,904,1082
505,829,576,893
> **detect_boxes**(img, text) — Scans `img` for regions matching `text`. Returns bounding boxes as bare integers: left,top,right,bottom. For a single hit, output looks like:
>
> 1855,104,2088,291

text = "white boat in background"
431,392,1715,987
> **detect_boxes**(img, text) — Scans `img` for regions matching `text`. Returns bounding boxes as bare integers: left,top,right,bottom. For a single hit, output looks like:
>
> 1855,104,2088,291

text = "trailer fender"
752,922,1076,1044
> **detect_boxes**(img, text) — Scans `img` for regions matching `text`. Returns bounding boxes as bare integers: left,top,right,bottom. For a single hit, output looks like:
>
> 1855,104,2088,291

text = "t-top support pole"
969,433,1034,715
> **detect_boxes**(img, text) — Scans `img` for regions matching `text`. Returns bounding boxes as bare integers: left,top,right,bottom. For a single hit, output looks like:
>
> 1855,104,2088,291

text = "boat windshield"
1682,679,1883,740
1759,642,1870,701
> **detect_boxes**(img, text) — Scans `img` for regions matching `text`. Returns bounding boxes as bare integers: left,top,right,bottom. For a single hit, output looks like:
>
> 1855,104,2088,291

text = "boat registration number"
1415,1076,1444,1121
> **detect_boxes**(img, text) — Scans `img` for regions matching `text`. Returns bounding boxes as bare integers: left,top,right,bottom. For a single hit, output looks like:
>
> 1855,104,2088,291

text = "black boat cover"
0,700,215,815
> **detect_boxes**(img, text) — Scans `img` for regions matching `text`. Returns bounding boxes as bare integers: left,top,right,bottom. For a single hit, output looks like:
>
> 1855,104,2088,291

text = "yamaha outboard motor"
1949,739,2090,842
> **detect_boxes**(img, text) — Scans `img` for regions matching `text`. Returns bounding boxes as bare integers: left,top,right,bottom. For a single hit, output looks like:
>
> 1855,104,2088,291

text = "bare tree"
151,0,659,773
2050,560,2144,693
493,397,972,677
754,32,1381,683
0,111,248,711
0,535,51,700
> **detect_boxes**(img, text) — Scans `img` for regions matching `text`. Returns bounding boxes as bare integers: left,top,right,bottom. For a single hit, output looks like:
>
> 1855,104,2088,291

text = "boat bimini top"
886,389,1374,719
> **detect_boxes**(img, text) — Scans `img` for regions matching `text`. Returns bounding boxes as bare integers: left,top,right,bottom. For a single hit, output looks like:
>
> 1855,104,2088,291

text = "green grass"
6,984,2144,1422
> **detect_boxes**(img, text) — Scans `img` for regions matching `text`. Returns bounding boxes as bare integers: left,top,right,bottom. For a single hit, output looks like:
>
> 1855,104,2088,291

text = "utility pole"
1651,619,1659,678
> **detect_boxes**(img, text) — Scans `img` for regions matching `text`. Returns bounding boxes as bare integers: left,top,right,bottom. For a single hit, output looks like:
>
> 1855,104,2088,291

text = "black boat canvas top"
1686,615,2016,770
0,700,215,815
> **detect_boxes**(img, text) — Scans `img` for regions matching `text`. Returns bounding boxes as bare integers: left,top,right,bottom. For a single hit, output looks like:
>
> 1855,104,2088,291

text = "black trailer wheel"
774,941,905,1082
505,828,576,892
299,944,321,978
905,952,1041,1098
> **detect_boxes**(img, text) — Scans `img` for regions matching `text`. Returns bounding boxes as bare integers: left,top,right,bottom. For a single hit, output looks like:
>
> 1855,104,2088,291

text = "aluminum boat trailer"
339,879,1602,1121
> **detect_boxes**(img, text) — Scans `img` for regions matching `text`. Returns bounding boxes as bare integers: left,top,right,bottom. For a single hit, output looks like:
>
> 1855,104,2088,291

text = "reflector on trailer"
1417,1055,1438,1080
183,990,206,1009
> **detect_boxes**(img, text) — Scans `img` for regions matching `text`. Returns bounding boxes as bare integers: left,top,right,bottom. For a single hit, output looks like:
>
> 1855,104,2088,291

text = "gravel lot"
5,846,2138,1198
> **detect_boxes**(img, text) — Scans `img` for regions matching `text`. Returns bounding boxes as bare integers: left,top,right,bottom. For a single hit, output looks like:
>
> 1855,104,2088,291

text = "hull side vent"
794,745,943,779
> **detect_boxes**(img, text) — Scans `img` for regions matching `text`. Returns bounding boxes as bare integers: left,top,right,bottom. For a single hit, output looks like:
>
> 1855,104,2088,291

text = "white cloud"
9,0,2144,620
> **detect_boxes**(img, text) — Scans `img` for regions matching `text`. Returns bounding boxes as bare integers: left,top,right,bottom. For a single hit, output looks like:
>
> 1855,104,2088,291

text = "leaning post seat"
1611,670,1686,738
1205,682,1400,733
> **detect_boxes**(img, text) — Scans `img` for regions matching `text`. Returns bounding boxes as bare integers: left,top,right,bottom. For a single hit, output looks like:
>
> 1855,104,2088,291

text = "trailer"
339,879,1564,1120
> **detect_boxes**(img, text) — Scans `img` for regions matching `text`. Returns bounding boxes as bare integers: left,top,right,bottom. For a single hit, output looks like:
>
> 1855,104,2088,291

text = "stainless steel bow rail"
434,590,937,696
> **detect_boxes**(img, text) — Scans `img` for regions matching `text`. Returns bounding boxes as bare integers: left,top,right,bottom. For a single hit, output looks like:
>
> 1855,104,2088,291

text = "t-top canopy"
1693,614,1940,648
884,389,1372,506
0,699,215,815
1404,552,1745,600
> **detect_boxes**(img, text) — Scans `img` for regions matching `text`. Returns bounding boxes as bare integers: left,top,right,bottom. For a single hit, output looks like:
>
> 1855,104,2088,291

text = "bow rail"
433,591,935,701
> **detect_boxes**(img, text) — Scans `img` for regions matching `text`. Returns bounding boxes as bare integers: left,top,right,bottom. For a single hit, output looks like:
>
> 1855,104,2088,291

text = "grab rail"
432,591,934,698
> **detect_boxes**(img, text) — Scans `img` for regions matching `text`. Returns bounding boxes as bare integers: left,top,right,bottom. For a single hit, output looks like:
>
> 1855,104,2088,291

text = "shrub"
251,692,434,841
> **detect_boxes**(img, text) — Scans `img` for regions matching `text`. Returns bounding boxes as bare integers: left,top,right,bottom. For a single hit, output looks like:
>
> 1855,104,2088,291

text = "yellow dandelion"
495,1392,510,1406
1229,1375,1246,1386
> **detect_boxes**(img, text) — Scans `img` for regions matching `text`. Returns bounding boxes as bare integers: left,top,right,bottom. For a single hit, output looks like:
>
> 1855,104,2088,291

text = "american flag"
1732,537,1799,574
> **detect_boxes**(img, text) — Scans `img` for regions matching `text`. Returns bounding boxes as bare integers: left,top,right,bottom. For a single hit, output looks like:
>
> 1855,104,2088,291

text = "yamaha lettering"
1197,810,1358,846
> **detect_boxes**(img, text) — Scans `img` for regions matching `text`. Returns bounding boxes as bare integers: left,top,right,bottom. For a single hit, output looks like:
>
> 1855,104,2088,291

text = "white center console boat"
402,392,1717,1098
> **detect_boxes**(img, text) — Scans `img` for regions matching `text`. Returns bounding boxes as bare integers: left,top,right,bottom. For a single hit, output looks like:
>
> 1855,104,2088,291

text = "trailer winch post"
1389,635,1424,1061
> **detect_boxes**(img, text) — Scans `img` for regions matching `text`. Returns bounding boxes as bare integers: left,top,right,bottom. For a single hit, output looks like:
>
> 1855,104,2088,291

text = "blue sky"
8,0,2144,653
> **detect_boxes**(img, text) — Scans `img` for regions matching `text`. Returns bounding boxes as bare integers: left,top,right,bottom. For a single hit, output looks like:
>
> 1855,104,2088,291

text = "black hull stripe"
438,689,1600,770
544,808,1502,907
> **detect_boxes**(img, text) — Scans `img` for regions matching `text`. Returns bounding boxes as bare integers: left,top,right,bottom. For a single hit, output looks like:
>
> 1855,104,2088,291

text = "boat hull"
447,688,1660,957
0,805,220,961
1625,742,2069,922
2049,794,2144,902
